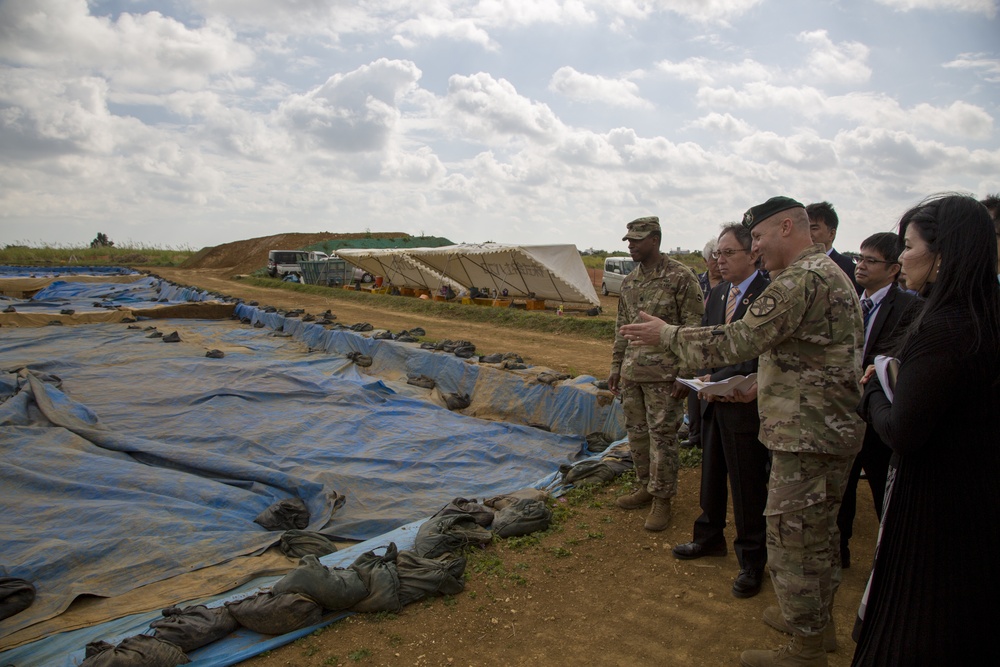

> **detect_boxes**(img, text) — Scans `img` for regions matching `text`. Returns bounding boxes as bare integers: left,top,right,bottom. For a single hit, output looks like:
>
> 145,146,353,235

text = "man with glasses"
836,233,922,569
619,197,863,666
672,223,771,600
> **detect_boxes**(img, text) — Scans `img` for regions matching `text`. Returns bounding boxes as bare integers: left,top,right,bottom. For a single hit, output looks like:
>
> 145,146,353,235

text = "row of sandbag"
79,491,554,666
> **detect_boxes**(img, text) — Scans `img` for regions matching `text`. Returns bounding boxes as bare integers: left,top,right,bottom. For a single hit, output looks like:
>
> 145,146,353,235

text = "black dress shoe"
671,541,728,560
732,568,763,598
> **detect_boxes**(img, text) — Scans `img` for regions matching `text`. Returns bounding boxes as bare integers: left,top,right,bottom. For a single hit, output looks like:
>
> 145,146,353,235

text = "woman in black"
853,194,1000,665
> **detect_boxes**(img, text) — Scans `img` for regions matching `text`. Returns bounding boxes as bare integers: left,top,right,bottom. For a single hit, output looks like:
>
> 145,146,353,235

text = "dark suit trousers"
691,402,770,570
837,425,892,549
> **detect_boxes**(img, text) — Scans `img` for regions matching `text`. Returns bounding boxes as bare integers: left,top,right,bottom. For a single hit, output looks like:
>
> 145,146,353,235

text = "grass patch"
679,446,703,468
238,277,616,341
0,243,196,267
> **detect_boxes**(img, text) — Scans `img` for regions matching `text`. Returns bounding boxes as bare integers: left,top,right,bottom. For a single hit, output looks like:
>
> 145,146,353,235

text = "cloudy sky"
1,0,997,255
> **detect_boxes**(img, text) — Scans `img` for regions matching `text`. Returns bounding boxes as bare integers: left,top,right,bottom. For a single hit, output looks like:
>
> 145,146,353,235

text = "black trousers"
691,403,770,570
837,427,892,551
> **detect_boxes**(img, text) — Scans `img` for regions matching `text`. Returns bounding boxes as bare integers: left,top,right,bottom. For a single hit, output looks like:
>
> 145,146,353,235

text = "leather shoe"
671,541,727,560
732,567,763,598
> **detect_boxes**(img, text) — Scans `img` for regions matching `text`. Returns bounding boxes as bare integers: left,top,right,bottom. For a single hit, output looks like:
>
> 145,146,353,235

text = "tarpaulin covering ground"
0,276,622,664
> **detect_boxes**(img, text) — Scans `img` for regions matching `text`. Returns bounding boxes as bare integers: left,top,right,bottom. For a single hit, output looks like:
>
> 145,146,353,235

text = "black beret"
742,196,804,230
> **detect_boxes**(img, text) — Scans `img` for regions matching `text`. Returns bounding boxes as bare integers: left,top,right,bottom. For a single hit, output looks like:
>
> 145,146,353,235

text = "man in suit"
807,201,861,294
836,232,921,568
671,223,771,599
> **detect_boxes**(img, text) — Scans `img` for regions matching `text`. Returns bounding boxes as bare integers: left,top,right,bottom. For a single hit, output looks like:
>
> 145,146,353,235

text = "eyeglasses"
856,256,897,266
711,248,749,259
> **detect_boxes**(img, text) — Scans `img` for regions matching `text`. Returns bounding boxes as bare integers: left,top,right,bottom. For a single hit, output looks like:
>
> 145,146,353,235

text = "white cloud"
444,73,564,143
278,59,423,153
0,0,254,93
944,52,1000,82
794,30,872,85
656,57,772,86
688,112,754,136
876,0,998,17
548,67,652,108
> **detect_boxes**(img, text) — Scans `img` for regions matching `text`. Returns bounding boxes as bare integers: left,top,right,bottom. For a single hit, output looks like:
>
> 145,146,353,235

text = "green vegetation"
0,242,197,267
241,276,618,341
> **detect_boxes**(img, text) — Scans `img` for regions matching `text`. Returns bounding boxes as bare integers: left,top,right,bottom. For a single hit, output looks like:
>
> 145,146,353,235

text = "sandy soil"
151,265,877,667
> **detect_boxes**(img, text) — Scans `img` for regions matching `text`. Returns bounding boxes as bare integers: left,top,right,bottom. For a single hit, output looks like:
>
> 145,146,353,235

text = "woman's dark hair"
898,193,1000,353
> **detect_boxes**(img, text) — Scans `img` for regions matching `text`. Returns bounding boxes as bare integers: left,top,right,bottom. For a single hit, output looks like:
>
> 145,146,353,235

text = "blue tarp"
0,273,623,664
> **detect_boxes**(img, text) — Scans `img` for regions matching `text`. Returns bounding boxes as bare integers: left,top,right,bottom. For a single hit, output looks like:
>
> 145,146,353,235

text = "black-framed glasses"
711,248,749,259
856,256,897,266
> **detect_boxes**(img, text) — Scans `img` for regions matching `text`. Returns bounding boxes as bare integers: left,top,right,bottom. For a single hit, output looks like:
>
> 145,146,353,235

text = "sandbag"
254,497,310,531
0,577,36,621
81,635,190,667
396,550,467,607
414,514,493,559
150,604,239,653
492,498,553,538
431,497,495,527
272,555,368,611
279,530,339,558
225,591,322,635
349,543,401,613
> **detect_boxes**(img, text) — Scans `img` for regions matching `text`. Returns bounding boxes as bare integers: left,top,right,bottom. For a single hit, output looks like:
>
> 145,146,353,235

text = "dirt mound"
182,232,409,275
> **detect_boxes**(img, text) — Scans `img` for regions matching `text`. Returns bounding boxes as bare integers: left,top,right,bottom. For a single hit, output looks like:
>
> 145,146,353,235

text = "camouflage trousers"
765,451,853,636
620,380,685,498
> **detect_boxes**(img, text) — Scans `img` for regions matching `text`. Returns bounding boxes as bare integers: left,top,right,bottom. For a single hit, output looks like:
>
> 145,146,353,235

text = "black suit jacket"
862,283,922,367
829,248,861,294
700,272,770,418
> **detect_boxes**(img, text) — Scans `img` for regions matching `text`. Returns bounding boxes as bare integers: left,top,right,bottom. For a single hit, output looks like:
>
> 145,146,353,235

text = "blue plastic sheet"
0,273,624,665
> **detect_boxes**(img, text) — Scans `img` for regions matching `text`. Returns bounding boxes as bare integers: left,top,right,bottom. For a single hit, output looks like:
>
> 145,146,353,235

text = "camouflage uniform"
612,254,704,498
658,243,864,636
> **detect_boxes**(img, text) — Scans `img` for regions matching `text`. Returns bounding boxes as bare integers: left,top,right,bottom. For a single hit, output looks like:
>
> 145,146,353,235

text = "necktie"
861,297,874,328
725,284,740,323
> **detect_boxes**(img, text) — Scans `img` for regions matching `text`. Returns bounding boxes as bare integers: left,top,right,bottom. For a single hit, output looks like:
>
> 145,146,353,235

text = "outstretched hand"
619,311,666,347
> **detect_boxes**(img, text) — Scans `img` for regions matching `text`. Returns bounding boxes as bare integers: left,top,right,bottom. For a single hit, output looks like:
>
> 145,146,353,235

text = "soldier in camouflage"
620,197,864,667
609,216,704,531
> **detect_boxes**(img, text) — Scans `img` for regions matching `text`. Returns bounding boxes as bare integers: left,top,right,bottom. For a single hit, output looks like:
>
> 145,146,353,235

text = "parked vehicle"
267,250,328,278
352,266,375,283
602,256,635,296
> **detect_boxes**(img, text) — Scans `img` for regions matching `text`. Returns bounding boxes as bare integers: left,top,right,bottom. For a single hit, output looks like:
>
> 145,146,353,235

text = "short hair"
980,193,1000,234
702,237,718,260
861,232,902,264
718,223,752,251
805,201,839,231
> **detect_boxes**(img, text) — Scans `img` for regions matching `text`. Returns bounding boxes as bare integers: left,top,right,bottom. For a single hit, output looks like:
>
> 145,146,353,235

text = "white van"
602,256,635,296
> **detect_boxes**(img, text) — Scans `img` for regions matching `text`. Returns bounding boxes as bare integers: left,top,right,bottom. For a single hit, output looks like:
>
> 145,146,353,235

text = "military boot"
615,487,653,510
643,497,671,531
739,634,827,667
762,606,837,652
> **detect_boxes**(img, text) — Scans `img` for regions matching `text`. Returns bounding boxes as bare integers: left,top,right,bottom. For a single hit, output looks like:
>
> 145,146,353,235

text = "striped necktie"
725,284,740,323
861,297,874,328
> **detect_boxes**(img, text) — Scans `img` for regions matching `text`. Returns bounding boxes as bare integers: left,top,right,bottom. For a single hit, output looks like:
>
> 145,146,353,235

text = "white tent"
405,243,600,306
334,248,459,291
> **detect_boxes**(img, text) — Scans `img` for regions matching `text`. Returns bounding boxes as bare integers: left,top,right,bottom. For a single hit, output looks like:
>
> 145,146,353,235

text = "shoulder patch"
749,294,778,317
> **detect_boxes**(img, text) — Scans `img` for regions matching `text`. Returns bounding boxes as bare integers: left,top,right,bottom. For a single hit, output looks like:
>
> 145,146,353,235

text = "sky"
1,0,998,255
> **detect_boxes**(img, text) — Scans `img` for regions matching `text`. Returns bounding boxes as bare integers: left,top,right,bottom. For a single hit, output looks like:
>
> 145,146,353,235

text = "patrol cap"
741,196,804,230
622,216,661,241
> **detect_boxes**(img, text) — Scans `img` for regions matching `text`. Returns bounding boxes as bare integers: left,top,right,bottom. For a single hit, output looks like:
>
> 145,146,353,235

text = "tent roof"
351,244,599,306
334,248,459,290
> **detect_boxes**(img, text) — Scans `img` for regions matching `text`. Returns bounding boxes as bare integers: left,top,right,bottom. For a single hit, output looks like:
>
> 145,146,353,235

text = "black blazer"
829,248,861,294
699,272,769,420
862,283,922,367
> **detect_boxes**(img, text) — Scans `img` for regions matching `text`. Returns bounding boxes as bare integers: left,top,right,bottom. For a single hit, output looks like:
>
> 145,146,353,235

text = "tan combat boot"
762,605,837,652
616,487,653,510
739,634,827,667
643,497,671,531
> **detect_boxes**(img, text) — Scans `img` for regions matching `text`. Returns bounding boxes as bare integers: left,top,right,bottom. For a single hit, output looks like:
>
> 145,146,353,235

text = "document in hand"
676,373,757,397
874,355,900,403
